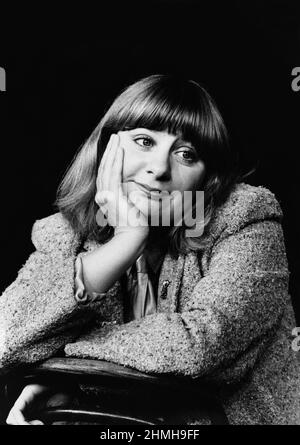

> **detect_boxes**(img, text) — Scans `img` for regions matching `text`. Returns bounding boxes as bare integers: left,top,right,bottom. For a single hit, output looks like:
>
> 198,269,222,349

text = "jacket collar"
126,247,166,276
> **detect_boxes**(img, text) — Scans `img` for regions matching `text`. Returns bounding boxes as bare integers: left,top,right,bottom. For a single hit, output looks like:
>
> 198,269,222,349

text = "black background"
0,0,299,322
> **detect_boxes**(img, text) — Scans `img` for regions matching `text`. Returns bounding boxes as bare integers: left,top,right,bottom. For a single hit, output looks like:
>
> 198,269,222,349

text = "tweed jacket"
0,182,299,424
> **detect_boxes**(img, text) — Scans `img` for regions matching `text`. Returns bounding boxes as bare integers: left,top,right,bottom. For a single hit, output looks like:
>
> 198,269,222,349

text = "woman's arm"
81,230,147,296
81,132,149,295
0,213,109,376
65,201,291,383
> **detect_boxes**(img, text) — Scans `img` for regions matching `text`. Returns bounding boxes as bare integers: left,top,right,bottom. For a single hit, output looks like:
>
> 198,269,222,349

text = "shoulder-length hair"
54,74,244,256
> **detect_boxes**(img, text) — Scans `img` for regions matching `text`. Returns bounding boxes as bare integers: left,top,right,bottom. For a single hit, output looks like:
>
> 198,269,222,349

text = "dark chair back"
1,357,229,425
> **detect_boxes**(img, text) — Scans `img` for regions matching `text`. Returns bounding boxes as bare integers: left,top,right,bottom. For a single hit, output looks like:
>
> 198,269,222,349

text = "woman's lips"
134,181,161,192
133,182,167,200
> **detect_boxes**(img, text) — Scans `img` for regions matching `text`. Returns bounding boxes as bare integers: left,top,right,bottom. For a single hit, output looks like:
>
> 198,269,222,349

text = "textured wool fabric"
0,182,299,424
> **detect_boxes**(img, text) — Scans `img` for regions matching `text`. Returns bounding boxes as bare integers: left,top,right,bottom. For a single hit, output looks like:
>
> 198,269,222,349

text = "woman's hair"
54,74,244,256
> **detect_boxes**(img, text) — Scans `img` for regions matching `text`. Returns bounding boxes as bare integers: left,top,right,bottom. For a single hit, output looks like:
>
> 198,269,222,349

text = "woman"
2,74,299,425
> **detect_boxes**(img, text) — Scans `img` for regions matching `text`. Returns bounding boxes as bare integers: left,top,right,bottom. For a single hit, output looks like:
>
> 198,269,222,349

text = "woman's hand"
95,133,149,238
6,383,73,425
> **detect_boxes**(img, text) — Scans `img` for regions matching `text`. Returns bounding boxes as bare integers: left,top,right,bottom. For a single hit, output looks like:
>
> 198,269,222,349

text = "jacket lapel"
156,250,203,314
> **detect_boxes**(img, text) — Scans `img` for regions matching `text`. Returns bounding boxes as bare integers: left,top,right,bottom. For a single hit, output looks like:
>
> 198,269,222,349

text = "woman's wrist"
114,225,149,239
113,226,149,257
79,226,149,298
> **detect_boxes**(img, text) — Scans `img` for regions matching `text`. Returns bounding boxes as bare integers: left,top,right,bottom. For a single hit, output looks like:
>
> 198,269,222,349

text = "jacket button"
160,280,171,299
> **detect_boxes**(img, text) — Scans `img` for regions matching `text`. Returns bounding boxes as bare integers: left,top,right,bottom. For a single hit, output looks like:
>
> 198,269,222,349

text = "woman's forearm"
81,231,148,294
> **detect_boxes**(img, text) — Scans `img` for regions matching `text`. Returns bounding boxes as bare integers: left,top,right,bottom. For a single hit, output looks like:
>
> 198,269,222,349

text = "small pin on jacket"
160,280,171,299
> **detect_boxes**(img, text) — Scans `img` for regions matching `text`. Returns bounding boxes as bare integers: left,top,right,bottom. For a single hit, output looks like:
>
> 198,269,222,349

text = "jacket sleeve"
0,213,106,376
64,187,291,382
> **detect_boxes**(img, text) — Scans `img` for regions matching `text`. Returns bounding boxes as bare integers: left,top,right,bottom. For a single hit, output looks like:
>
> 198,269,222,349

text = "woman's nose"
145,151,171,180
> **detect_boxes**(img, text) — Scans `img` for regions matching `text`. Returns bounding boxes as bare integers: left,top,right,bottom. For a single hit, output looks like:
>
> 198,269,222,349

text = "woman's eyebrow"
174,136,195,148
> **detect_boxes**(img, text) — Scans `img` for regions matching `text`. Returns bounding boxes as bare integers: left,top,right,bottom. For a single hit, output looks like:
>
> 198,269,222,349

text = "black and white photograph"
0,0,299,429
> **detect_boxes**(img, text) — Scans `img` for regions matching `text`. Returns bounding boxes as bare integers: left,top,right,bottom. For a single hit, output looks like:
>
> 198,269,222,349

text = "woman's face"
117,128,206,226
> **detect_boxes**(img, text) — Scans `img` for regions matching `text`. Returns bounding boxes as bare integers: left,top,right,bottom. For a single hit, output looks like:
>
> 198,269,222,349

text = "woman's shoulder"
207,182,284,238
223,182,283,218
31,212,82,255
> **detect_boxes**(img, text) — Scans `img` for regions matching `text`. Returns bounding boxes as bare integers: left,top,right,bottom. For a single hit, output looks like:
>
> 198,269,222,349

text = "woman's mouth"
133,182,167,200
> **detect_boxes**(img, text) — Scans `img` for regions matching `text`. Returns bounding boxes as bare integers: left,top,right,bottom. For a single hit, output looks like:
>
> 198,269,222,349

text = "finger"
13,384,47,411
96,133,113,193
97,134,115,192
95,207,108,227
95,194,110,216
103,133,120,192
95,190,108,206
109,138,124,193
6,407,29,425
110,144,123,185
6,409,17,425
7,384,50,425
28,420,44,425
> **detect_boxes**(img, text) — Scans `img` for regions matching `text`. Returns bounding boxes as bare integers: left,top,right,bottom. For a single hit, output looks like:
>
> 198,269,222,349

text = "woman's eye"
134,137,154,148
177,150,197,163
